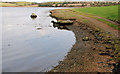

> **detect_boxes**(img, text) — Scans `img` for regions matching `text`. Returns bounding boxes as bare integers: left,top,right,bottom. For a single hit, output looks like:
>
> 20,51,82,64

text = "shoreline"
48,9,120,72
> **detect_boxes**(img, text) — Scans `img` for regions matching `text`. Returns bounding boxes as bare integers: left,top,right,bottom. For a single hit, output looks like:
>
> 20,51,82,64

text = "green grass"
74,5,119,22
96,18,120,30
16,2,32,6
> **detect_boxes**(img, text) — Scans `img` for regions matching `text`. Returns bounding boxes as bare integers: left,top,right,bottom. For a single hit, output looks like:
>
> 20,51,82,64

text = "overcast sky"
1,0,119,3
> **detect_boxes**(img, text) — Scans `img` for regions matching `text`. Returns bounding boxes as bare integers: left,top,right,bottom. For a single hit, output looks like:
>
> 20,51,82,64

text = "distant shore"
1,1,119,7
0,4,38,7
0,2,38,7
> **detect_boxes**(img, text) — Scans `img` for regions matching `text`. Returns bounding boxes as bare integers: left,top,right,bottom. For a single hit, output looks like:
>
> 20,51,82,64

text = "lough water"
2,7,76,72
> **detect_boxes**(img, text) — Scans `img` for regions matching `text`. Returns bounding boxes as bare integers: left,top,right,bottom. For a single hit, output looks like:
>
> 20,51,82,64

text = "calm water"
2,7,76,72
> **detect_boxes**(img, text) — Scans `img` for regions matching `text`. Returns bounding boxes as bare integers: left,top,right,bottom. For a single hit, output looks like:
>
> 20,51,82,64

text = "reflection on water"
2,7,76,72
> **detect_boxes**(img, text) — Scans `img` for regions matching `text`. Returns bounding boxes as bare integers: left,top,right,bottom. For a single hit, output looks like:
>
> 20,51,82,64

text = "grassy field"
0,2,35,7
0,3,17,7
16,2,33,6
74,5,119,22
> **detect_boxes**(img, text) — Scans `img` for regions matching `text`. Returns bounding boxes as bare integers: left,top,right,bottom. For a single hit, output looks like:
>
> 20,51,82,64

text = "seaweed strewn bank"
48,7,120,72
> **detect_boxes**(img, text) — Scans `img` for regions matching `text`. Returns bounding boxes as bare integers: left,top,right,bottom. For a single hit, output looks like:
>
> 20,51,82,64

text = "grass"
96,18,120,30
1,2,33,7
74,5,119,22
0,3,17,7
16,2,32,6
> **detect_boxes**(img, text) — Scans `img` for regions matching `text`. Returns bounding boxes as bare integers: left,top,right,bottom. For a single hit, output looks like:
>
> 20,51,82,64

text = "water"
1,7,76,72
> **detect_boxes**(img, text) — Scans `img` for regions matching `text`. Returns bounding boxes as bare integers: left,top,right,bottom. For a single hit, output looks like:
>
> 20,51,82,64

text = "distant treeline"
38,1,120,7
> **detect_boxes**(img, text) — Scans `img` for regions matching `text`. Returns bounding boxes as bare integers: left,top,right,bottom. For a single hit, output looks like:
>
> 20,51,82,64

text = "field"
72,5,119,30
74,5,119,22
0,3,17,7
0,2,36,7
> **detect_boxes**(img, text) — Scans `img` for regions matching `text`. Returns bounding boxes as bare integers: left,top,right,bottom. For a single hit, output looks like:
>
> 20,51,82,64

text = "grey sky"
2,0,119,3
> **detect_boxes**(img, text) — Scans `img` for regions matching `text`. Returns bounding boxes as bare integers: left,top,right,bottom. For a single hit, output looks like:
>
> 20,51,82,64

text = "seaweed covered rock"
57,20,74,25
82,37,90,41
31,13,37,18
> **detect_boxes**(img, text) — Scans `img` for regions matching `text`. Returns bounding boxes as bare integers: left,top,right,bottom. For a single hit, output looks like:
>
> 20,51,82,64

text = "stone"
57,20,74,25
99,52,110,56
98,61,104,64
106,45,112,49
59,26,64,29
82,37,90,41
53,70,58,72
36,27,42,30
110,55,114,57
31,13,37,18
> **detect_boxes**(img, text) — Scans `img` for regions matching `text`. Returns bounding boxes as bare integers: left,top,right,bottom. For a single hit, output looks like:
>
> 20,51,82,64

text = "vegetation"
74,5,119,23
38,1,120,7
0,2,17,7
1,2,37,7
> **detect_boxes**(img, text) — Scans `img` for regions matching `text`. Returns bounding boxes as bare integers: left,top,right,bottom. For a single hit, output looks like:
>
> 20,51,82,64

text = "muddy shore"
47,9,120,72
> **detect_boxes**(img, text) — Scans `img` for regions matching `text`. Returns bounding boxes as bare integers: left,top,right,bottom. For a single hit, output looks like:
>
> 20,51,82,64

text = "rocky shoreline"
47,9,120,72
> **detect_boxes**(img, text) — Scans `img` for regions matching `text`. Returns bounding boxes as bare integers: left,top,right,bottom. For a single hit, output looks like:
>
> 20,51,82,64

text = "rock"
93,48,96,50
107,32,111,34
99,50,104,52
89,30,93,33
96,36,103,41
112,63,116,66
95,28,100,32
111,41,115,45
53,70,58,72
59,26,64,29
57,20,74,25
108,64,112,68
113,63,120,73
31,13,37,18
51,20,56,23
110,54,114,57
98,61,104,64
106,45,112,49
36,27,42,30
82,37,90,41
108,63,112,68
99,52,110,56
106,40,112,44
109,58,112,61
53,24,59,28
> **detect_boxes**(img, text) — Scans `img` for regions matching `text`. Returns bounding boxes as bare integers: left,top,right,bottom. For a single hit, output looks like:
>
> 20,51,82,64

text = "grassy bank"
71,5,119,30
74,5,119,22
